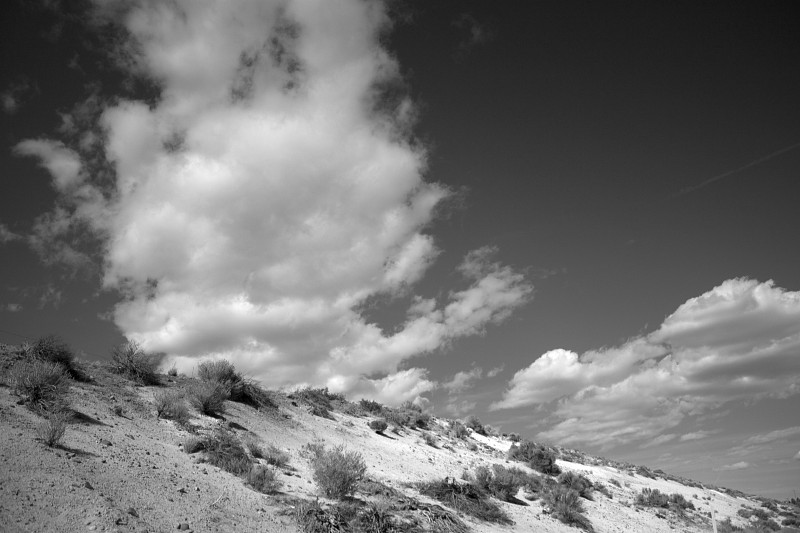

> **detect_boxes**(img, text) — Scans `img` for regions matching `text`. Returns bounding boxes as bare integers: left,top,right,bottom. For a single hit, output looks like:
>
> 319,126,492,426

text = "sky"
1,0,799,499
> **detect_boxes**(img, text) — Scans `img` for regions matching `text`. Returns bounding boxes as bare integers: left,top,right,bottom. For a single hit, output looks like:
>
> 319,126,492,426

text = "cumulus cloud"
16,0,531,404
716,461,750,471
442,367,483,392
493,278,800,449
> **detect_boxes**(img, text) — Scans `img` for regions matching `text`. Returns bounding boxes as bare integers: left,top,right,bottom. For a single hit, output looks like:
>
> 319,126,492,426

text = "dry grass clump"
36,409,70,447
9,359,70,413
291,387,344,419
309,443,367,499
421,431,438,448
110,340,161,385
24,335,84,380
246,464,282,494
544,485,594,531
415,478,512,525
359,398,383,414
557,471,594,500
471,464,535,502
188,381,229,416
196,359,274,409
202,429,252,476
182,435,205,454
153,389,189,423
507,440,561,475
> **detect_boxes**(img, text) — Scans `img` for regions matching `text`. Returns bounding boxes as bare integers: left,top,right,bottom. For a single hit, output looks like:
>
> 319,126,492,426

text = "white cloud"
641,434,678,449
680,430,715,442
0,224,22,244
442,367,483,392
716,461,750,471
493,278,800,449
794,450,800,461
16,0,531,404
742,426,800,446
4,304,23,313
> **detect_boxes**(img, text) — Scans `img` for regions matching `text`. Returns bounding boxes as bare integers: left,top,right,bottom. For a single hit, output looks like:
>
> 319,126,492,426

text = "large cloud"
493,278,800,449
16,0,531,403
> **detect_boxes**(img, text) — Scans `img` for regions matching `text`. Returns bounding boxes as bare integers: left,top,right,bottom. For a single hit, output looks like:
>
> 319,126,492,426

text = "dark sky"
1,0,799,498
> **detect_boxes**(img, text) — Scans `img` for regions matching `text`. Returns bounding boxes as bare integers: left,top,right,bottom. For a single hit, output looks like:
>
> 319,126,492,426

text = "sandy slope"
1,352,797,533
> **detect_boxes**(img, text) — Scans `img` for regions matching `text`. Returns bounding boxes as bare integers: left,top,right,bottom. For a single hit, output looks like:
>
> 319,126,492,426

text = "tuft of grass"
26,335,82,379
110,340,161,385
309,444,367,500
36,409,70,447
183,435,205,454
153,389,189,423
263,444,290,468
415,478,513,525
294,499,349,533
202,429,252,476
545,486,594,531
9,359,70,413
167,365,178,377
246,464,282,494
368,419,388,433
188,381,229,416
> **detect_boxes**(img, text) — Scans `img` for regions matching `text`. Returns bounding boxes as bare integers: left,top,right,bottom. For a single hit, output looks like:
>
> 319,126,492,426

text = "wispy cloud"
680,430,716,442
716,461,750,472
442,367,483,393
3,303,23,313
0,224,22,244
15,0,531,404
493,278,800,450
742,427,800,446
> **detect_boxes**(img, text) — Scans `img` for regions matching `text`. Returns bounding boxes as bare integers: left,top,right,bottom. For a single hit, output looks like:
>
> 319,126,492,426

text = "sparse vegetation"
182,435,205,454
36,409,70,447
153,389,189,423
246,464,281,494
448,420,469,439
508,440,561,475
464,414,485,435
421,431,438,447
9,359,70,413
110,340,161,385
309,443,367,499
263,444,290,468
558,470,594,499
415,478,512,524
292,387,344,418
359,398,383,414
25,335,82,379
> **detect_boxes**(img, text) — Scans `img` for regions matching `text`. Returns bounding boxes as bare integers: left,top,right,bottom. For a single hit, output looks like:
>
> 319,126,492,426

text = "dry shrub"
415,478,512,525
189,381,229,416
26,335,81,379
198,360,238,383
310,444,367,499
263,444,290,468
557,471,594,499
153,389,189,423
9,359,70,413
368,419,388,433
246,464,281,494
111,340,161,385
36,409,70,447
545,486,594,531
203,429,252,475
183,435,205,454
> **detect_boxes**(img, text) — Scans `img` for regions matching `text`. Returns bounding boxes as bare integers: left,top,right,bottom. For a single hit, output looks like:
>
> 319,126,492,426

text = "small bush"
153,389,189,423
310,444,367,499
292,387,342,418
421,431,438,448
167,365,178,377
246,464,281,494
523,473,556,500
545,485,594,531
608,478,621,488
203,429,252,475
263,444,290,468
368,419,388,433
189,381,229,416
359,398,383,414
27,335,79,378
669,492,695,511
183,436,205,454
198,360,238,383
509,441,562,476
558,471,593,499
300,439,326,461
464,415,485,435
9,359,70,413
110,341,161,385
449,421,469,439
508,432,521,442
294,499,349,533
415,478,512,524
636,488,669,508
36,409,70,447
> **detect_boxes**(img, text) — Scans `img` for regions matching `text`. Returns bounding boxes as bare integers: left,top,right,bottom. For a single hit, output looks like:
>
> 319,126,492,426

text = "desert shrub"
449,421,469,439
669,492,695,510
382,408,408,429
153,389,189,423
263,444,290,468
188,381,229,416
26,335,81,378
470,464,526,502
359,398,383,414
545,485,594,531
110,340,161,385
557,471,593,499
310,444,367,499
593,481,612,499
368,419,388,433
467,441,478,452
292,387,343,418
407,410,431,429
716,517,744,533
524,473,556,500
351,502,397,533
244,436,265,459
246,464,281,494
203,429,252,476
508,442,561,475
300,439,326,461
507,432,521,442
198,360,238,383
636,488,669,508
36,409,70,447
464,415,485,435
9,359,70,413
415,478,512,525
421,431,438,448
783,517,800,527
167,365,178,377
294,500,349,533
183,436,205,454
608,478,621,488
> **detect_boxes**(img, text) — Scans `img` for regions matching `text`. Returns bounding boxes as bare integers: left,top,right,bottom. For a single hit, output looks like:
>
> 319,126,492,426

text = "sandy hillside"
1,344,799,533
